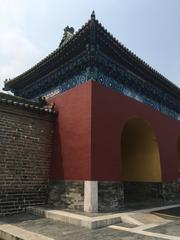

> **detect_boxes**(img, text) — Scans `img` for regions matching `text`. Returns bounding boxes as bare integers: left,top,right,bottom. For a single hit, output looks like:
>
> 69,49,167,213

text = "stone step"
26,203,180,229
0,223,53,240
27,206,122,229
128,212,170,225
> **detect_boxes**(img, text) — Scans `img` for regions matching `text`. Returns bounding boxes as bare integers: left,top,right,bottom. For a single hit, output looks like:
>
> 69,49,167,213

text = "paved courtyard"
1,208,180,240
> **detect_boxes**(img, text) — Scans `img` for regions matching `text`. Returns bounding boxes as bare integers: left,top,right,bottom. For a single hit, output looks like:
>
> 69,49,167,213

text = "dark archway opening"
121,118,162,204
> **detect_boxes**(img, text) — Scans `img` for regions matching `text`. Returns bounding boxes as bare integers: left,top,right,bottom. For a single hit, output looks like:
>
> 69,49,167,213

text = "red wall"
49,81,180,182
49,81,92,180
91,81,180,182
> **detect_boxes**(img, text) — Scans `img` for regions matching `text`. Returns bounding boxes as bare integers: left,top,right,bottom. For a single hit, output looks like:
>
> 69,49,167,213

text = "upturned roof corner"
3,13,179,101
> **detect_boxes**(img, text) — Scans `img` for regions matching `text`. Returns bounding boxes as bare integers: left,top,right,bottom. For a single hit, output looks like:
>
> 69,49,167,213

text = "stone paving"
153,206,180,218
0,214,159,240
149,221,180,237
1,213,180,240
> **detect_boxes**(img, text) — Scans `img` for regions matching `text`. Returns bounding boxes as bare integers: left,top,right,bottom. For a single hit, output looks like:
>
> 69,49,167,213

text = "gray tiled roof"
0,92,56,114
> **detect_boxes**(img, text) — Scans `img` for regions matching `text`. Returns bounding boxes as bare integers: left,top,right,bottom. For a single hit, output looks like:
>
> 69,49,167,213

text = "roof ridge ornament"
59,26,75,47
88,10,97,67
91,10,96,20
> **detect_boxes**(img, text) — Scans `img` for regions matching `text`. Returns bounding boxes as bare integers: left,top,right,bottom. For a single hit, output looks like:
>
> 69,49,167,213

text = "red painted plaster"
49,81,92,180
49,81,180,182
91,81,180,182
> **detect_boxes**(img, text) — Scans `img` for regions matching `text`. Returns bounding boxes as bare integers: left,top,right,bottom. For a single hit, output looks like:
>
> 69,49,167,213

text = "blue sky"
0,0,179,92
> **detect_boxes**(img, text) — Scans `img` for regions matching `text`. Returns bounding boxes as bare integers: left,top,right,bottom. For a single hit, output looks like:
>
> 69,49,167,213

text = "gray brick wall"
0,104,54,216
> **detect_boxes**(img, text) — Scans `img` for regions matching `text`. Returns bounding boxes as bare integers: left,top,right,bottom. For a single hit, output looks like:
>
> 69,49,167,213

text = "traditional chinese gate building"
3,12,180,212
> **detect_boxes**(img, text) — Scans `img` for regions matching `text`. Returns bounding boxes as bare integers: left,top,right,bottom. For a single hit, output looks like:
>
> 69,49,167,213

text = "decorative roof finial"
91,10,95,20
59,26,75,47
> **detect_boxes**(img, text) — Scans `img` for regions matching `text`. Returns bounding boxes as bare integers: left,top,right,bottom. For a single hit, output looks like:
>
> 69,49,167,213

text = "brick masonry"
47,180,180,212
0,103,54,216
124,182,162,202
98,181,124,212
48,181,125,212
162,182,180,202
124,182,180,203
48,180,84,210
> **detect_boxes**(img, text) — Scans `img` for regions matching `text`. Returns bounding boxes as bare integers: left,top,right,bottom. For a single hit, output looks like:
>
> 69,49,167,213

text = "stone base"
48,180,124,213
162,182,180,202
124,182,163,202
48,180,84,210
27,206,122,229
84,181,98,212
124,181,180,203
48,180,180,213
98,181,124,212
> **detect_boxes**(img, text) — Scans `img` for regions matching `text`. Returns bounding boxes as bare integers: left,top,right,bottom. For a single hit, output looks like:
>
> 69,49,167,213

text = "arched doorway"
121,117,162,203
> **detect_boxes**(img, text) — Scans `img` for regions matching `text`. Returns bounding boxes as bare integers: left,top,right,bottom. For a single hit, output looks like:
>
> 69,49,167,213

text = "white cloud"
0,0,41,91
0,27,41,90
